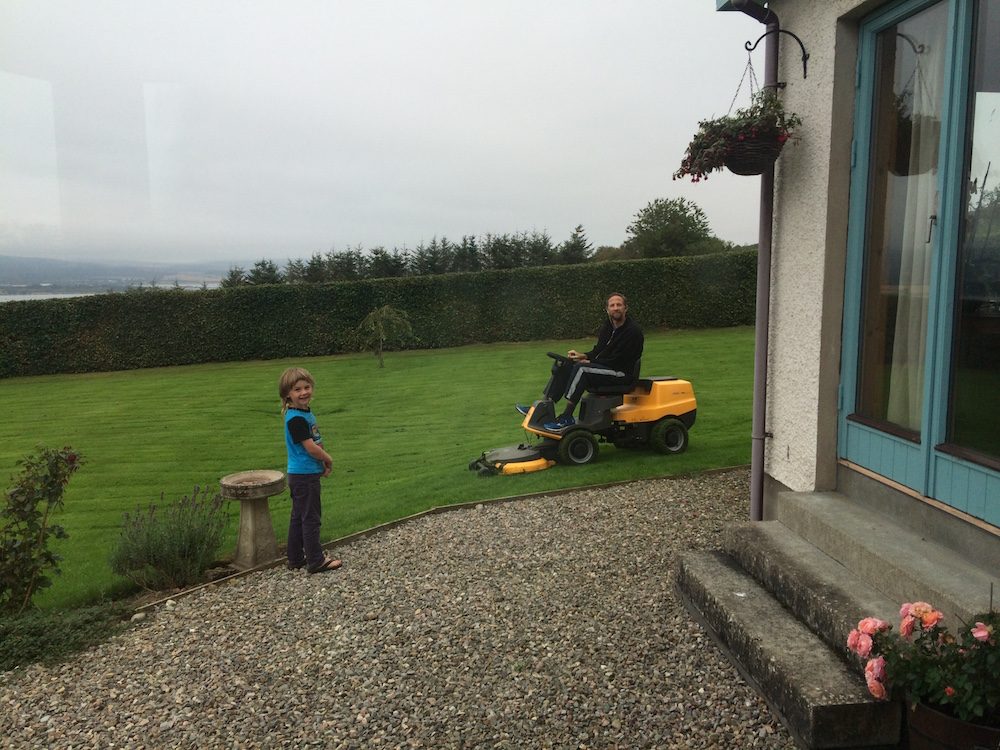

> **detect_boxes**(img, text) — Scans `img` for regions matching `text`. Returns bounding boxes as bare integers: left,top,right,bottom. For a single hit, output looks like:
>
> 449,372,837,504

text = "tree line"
221,198,754,287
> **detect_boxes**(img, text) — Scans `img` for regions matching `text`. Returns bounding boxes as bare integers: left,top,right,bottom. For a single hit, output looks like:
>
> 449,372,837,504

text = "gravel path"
1,468,795,749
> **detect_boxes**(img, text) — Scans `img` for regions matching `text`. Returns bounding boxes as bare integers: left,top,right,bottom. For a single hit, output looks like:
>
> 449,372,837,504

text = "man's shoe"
515,403,530,416
543,415,576,431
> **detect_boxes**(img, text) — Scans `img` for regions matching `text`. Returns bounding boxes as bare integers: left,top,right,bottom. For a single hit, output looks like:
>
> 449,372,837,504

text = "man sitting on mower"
518,292,644,431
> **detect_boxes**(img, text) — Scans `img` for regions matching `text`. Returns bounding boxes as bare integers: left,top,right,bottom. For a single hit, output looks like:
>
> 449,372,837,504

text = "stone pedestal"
220,470,286,570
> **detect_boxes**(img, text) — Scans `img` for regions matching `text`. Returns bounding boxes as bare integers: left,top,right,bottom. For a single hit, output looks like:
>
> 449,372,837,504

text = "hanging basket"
891,113,940,177
724,137,784,176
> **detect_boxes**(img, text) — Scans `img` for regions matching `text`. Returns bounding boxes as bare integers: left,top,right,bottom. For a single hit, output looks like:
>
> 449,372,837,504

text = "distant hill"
0,255,239,291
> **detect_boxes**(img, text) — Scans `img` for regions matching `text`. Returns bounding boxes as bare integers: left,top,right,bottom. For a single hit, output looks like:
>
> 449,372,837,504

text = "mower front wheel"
557,430,599,465
650,418,688,454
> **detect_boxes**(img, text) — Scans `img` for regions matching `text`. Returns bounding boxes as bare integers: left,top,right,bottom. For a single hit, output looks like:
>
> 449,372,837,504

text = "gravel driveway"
1,467,795,749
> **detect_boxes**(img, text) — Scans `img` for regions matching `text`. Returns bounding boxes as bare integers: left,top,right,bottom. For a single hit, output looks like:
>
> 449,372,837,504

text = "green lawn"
1,327,754,609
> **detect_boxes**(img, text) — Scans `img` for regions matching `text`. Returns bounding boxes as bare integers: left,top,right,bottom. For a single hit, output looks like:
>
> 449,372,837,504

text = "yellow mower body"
495,458,555,475
611,378,697,424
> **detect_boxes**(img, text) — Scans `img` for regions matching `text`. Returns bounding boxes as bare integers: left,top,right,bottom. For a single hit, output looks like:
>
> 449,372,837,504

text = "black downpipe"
732,0,779,522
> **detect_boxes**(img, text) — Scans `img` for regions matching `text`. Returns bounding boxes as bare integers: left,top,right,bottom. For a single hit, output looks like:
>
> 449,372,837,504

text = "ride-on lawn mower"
470,352,697,476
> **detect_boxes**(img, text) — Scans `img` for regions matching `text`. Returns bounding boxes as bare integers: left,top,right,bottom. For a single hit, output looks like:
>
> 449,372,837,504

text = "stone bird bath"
220,470,286,570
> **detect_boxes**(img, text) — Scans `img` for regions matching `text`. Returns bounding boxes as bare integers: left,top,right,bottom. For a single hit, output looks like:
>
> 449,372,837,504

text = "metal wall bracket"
745,28,810,81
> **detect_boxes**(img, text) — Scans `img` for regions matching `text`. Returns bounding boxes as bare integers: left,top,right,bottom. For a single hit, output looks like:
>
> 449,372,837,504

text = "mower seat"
587,359,641,396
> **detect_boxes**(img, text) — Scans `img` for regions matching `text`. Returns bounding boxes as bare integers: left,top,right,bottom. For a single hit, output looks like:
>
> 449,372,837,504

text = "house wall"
763,1,875,493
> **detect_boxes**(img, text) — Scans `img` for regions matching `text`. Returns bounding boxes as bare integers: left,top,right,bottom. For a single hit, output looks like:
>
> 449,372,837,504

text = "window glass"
947,0,1000,459
856,0,948,433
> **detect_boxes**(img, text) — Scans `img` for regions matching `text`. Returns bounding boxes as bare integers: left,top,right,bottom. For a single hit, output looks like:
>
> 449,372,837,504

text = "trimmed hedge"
0,253,755,378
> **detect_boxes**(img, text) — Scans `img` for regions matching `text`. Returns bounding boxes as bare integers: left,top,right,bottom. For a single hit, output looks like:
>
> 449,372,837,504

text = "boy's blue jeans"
287,473,324,569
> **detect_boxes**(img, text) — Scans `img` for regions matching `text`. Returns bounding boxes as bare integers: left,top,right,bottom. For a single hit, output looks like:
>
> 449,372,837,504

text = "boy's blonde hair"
278,367,315,413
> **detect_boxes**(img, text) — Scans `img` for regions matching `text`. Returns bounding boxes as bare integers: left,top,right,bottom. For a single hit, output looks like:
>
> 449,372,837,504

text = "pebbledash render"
725,0,1000,531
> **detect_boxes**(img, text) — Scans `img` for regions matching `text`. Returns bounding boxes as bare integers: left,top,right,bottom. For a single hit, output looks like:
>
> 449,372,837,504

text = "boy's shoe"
307,555,343,574
515,403,530,416
543,415,576,431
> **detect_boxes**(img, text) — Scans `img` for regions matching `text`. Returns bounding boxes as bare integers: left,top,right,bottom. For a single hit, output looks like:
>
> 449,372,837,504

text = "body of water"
0,292,95,303
0,285,219,303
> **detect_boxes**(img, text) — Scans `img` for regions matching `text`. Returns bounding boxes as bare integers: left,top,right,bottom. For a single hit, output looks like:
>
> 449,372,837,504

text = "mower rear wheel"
650,418,688,454
557,430,599,465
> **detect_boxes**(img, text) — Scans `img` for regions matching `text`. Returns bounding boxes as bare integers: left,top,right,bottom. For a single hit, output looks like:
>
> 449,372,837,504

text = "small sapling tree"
0,447,82,614
356,305,416,367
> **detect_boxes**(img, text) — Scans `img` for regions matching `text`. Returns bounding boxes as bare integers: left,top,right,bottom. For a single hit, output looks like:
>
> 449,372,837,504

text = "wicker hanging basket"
724,138,784,176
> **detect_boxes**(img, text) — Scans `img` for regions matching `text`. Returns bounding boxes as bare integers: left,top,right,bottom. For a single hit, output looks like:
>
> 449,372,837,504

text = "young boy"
279,367,342,574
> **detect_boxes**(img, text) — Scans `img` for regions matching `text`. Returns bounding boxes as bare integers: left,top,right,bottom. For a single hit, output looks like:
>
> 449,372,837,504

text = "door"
840,0,1000,526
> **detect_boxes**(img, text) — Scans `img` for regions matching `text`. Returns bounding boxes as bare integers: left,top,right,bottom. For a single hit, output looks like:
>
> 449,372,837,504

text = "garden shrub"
0,252,757,378
110,486,229,591
0,447,82,614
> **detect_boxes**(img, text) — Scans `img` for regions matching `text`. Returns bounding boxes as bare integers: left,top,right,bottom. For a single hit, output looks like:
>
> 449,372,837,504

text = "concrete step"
722,521,898,661
772,491,998,626
676,550,900,749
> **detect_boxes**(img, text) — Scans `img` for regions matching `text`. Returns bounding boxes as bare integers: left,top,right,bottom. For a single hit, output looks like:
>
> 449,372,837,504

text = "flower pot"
724,138,784,176
907,702,1000,750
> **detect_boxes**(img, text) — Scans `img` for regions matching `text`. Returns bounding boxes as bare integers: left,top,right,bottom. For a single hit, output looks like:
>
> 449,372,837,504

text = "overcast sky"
1,0,769,265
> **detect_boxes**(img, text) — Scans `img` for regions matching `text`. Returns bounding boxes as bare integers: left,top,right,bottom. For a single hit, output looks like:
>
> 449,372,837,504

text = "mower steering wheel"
547,351,571,364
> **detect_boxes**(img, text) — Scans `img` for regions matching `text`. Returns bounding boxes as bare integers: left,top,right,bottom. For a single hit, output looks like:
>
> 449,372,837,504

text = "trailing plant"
847,602,1000,727
0,447,82,614
110,486,229,591
0,601,130,672
356,304,417,367
674,89,802,182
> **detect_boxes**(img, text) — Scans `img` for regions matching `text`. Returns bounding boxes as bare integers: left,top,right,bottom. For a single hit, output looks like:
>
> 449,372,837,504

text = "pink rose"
900,602,913,619
972,622,993,642
854,633,873,658
865,656,886,682
944,686,956,698
866,673,887,700
858,617,890,636
900,616,915,638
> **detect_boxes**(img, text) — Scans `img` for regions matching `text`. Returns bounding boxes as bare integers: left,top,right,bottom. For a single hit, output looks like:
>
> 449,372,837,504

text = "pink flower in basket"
846,601,1000,729
972,621,993,643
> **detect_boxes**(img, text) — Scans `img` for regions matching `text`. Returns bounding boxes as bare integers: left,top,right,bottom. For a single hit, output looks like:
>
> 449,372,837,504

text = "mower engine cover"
469,444,555,476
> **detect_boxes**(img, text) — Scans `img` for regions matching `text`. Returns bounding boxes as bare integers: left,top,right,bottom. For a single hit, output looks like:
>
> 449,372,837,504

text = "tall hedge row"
0,252,755,378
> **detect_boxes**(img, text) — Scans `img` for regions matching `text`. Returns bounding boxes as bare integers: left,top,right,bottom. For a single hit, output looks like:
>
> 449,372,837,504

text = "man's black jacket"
584,316,644,375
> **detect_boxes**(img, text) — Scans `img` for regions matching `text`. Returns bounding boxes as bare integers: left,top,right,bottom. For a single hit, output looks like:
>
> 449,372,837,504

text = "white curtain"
886,18,946,430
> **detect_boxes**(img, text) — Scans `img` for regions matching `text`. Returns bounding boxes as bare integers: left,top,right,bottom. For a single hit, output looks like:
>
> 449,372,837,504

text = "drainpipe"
732,0,778,522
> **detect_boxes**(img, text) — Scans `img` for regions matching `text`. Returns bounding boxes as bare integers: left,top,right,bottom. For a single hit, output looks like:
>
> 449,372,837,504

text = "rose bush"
0,447,82,614
847,601,1000,727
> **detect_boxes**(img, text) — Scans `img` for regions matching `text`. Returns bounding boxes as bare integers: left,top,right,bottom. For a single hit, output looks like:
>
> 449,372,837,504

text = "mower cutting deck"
470,352,697,476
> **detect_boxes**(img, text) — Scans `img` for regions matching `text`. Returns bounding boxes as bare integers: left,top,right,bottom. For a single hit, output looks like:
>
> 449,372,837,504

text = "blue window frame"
840,0,1000,525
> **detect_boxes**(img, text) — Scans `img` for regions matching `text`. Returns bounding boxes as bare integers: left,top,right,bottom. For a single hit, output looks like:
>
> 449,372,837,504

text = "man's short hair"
606,292,627,306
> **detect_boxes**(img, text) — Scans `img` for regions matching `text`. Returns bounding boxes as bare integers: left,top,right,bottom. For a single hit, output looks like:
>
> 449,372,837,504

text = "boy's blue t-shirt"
284,408,324,474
